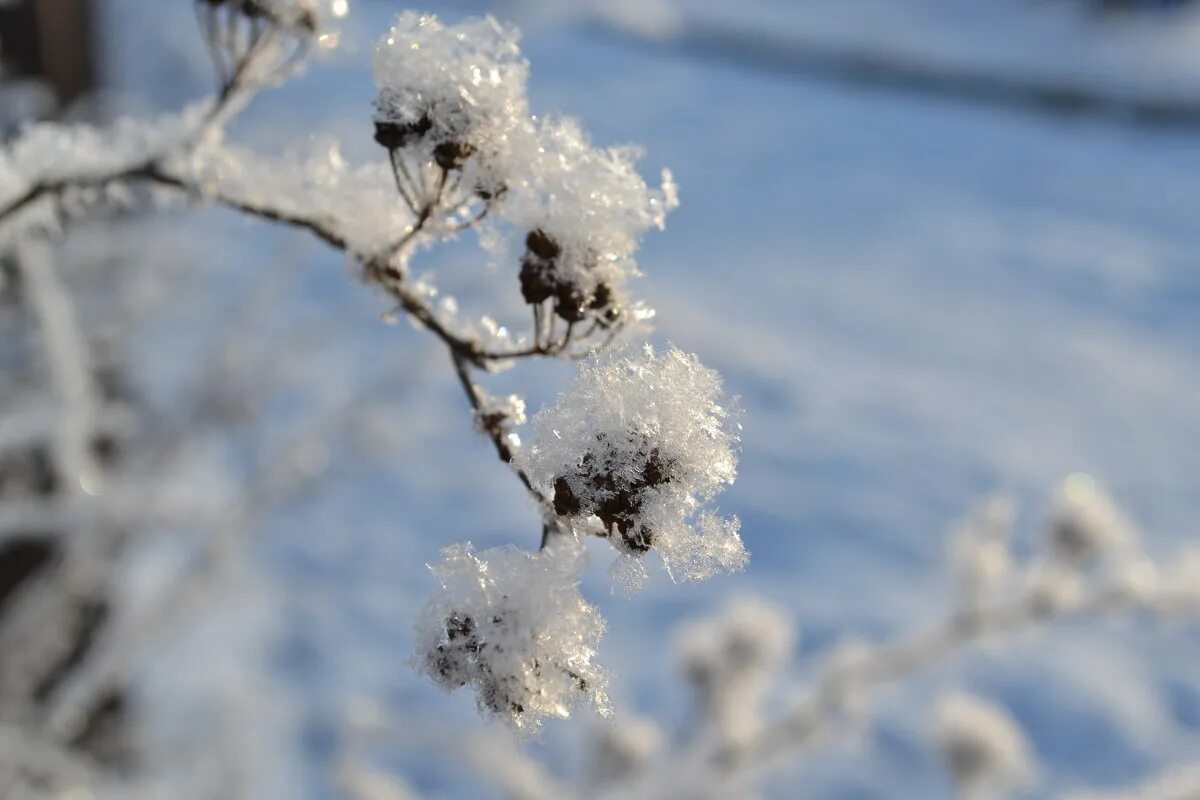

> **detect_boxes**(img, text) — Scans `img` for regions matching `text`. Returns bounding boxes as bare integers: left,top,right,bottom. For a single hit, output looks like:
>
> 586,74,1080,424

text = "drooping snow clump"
675,598,793,746
370,13,675,330
522,345,745,589
413,539,609,733
934,692,1034,798
1048,473,1134,563
503,116,678,328
372,13,529,193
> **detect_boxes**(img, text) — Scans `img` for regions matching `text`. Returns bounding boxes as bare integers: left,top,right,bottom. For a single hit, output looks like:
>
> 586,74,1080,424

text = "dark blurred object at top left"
0,0,94,127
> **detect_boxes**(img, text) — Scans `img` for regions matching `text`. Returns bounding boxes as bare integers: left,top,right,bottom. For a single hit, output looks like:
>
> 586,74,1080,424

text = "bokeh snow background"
97,1,1200,797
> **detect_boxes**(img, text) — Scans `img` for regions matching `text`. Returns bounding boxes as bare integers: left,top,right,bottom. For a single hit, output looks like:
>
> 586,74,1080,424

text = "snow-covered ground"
98,1,1200,797
658,0,1200,101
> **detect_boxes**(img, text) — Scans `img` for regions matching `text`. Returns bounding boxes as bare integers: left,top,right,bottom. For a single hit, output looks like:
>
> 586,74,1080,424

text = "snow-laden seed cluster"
372,13,529,192
934,692,1034,798
522,345,745,589
371,13,676,329
413,539,609,733
1047,473,1133,563
502,117,678,327
675,598,793,746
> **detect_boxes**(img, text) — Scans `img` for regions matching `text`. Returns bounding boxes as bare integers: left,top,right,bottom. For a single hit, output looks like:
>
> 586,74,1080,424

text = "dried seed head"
523,346,745,590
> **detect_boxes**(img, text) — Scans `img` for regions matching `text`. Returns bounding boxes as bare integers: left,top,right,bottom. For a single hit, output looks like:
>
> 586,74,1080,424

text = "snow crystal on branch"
413,539,609,733
934,692,1034,799
371,13,676,331
373,13,529,194
522,345,745,589
503,116,678,329
172,138,409,256
3,107,206,191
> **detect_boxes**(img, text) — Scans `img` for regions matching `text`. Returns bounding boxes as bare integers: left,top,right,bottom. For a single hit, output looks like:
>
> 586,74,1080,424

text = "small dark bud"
476,182,506,202
480,411,507,434
589,283,613,311
433,140,475,171
618,523,655,554
373,115,433,150
525,229,561,260
554,285,589,323
446,613,477,646
552,435,674,555
553,476,582,517
520,258,556,305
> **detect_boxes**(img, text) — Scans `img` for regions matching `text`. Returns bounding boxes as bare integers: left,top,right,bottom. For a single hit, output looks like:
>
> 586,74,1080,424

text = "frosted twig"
14,241,103,498
718,564,1200,770
1063,763,1200,800
128,163,599,530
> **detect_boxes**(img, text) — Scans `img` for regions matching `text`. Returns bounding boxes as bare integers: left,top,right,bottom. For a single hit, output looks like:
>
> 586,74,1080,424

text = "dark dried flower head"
523,346,745,591
414,542,609,732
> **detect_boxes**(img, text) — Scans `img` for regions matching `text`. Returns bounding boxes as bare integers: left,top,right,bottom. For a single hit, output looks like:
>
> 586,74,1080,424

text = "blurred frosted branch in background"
0,1,1198,798
1065,764,1200,800
12,240,102,504
327,479,1199,798
934,692,1034,799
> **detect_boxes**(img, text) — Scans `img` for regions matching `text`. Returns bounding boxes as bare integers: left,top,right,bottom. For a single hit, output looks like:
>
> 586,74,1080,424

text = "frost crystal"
1048,473,1133,563
371,13,676,327
413,539,609,733
523,345,744,588
372,13,529,193
174,138,411,256
934,692,1034,798
503,117,679,327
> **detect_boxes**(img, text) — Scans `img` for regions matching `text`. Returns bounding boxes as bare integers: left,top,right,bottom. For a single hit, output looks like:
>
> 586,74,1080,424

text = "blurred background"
2,1,1199,797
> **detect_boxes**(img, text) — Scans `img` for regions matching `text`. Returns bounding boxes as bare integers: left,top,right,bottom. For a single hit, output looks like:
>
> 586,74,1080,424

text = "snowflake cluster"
173,138,409,256
503,116,678,328
372,13,677,329
372,13,529,195
934,692,1034,799
413,540,610,733
522,345,745,588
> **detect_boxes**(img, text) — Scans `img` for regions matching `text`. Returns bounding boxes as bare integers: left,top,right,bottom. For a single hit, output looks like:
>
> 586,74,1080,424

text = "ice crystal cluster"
371,13,677,328
413,540,609,733
1,107,202,195
934,692,1034,798
523,345,745,588
176,139,410,255
503,117,678,327
372,13,528,195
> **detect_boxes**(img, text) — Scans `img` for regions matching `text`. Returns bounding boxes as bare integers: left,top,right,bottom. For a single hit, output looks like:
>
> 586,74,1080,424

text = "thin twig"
718,575,1200,770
